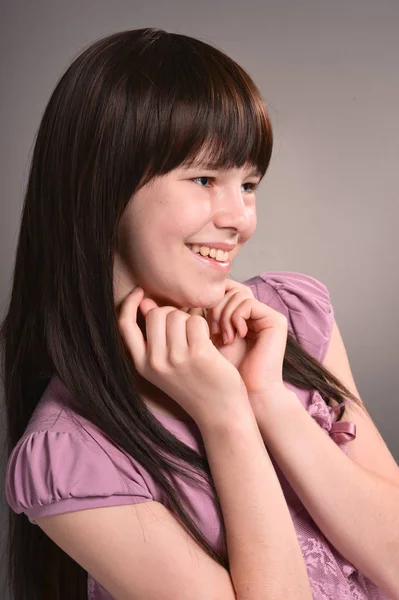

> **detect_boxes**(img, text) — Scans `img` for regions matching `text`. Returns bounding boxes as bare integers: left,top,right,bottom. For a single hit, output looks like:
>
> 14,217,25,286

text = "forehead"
179,157,261,178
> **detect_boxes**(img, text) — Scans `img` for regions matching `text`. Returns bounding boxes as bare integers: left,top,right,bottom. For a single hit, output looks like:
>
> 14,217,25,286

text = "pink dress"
5,271,393,599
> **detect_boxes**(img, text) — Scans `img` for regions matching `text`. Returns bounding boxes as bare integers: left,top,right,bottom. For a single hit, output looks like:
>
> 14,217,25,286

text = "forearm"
253,389,399,598
199,404,312,600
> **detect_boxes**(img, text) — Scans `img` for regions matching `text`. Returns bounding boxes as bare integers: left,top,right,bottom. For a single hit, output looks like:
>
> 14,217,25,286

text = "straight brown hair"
0,28,364,599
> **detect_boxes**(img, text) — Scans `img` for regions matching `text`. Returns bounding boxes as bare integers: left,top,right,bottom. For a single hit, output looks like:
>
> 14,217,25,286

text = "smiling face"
113,160,261,314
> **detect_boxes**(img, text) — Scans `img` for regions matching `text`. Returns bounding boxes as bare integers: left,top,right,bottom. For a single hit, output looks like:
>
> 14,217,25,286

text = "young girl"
2,28,398,600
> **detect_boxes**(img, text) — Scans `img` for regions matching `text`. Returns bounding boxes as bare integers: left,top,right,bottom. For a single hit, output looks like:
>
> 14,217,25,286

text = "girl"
2,28,398,600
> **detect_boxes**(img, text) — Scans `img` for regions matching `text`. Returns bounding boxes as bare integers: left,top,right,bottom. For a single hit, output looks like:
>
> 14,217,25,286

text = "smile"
186,245,231,272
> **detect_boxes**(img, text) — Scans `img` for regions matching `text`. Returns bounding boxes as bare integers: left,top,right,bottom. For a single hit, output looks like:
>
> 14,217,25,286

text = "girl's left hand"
203,278,290,405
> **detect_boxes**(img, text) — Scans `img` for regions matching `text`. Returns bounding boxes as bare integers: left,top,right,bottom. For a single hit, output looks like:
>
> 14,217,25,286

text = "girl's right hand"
117,287,250,429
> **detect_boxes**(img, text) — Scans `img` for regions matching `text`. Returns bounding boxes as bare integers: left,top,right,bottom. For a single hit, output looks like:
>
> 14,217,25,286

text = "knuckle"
188,314,203,324
191,343,208,361
148,352,164,372
277,313,289,327
118,316,128,331
241,288,254,299
145,307,158,321
168,347,186,366
166,309,183,323
188,315,209,339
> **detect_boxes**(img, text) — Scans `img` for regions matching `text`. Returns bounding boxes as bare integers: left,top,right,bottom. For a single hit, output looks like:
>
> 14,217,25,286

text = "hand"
204,278,289,407
117,287,250,429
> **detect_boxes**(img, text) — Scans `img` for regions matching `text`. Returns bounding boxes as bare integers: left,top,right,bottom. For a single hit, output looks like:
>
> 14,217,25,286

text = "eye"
191,176,259,193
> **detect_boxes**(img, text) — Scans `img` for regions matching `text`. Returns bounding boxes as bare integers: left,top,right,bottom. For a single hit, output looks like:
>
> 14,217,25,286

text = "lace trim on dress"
307,390,357,450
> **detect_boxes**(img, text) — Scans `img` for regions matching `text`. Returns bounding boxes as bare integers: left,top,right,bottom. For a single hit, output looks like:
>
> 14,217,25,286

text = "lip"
186,245,231,271
186,242,237,251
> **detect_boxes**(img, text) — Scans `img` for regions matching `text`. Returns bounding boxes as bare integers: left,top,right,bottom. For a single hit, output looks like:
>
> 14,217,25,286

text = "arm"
199,395,312,600
252,388,399,600
32,393,311,600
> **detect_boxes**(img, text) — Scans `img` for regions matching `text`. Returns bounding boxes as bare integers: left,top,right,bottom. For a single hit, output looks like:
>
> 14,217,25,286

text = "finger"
118,287,148,372
208,278,254,332
224,278,255,297
217,283,254,337
208,288,240,332
205,306,223,337
219,293,250,342
145,305,178,366
139,296,161,317
165,309,190,363
223,277,241,293
186,313,211,350
230,297,286,336
223,294,281,344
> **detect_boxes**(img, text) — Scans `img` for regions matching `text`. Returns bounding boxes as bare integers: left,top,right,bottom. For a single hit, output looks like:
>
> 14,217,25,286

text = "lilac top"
5,271,392,600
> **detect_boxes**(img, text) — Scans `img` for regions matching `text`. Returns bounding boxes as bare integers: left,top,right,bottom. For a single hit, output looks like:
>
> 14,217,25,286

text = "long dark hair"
0,28,364,599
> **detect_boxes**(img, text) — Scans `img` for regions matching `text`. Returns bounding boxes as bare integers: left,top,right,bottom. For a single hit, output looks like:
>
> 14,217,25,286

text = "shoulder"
242,270,335,362
5,376,155,525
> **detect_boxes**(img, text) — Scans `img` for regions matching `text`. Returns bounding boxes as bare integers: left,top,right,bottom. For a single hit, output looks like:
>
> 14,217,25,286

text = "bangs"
134,32,273,188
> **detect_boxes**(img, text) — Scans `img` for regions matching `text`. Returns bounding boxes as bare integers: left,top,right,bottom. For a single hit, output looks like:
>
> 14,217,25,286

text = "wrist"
248,385,298,416
196,394,255,434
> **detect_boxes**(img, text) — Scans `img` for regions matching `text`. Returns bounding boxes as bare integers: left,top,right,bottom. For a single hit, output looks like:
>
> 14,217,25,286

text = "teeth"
189,244,229,262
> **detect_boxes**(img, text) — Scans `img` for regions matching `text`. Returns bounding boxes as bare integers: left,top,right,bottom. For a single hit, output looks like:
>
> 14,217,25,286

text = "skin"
113,160,261,419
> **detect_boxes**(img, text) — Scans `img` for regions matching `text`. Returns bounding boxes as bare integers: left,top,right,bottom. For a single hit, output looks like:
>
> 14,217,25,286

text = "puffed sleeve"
245,270,335,363
5,429,154,524
243,270,357,449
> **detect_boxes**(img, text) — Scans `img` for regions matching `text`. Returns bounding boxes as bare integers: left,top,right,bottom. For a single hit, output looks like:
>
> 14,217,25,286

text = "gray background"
1,1,398,597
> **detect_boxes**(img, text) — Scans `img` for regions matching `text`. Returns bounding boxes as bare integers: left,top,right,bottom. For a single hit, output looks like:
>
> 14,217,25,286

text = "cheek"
239,214,257,245
171,200,208,229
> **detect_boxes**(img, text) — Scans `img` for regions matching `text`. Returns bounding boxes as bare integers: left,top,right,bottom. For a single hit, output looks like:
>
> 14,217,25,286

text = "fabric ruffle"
5,429,153,523
307,389,357,450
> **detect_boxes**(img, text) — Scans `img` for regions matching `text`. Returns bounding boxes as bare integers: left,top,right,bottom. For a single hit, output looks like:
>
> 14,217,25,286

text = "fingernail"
223,332,228,344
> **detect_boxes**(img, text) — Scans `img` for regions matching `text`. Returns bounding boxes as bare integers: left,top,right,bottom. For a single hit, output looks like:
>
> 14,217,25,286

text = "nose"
213,186,255,233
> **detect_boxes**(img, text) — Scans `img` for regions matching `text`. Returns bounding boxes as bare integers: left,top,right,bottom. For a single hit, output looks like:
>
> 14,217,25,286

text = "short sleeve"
5,429,154,524
243,270,335,363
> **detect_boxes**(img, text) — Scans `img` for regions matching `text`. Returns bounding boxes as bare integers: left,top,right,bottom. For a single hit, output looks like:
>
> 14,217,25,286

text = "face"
113,161,260,314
